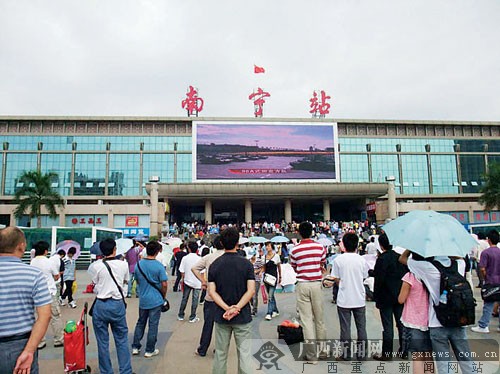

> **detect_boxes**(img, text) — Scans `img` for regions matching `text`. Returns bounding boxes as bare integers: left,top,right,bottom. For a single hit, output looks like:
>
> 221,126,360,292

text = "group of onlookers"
2,223,498,374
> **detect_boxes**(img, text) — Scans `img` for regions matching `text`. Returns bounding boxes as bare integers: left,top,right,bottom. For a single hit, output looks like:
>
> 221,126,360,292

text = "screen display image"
193,122,338,182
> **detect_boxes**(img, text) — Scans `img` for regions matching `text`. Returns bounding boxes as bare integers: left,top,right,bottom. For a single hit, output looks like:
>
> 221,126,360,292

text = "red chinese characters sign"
71,217,103,225
309,90,331,118
249,87,270,117
181,86,204,117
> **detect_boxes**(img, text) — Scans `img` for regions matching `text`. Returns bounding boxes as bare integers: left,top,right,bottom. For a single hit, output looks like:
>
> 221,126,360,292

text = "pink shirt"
401,272,429,331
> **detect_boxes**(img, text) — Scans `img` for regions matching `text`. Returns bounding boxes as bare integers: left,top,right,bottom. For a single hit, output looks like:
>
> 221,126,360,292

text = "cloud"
0,0,499,121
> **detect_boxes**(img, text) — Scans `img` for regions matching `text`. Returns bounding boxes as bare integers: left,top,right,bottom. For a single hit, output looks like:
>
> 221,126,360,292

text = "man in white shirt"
365,236,378,255
30,241,64,349
331,232,369,360
177,241,202,322
91,238,132,374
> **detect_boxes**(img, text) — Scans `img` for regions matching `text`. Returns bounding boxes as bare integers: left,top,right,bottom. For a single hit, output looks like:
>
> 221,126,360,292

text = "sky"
0,1,499,121
197,124,334,149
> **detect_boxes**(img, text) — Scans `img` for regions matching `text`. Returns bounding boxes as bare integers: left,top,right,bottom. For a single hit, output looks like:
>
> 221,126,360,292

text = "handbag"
261,283,268,304
137,261,169,313
263,273,277,287
277,324,304,345
263,255,278,287
481,283,500,302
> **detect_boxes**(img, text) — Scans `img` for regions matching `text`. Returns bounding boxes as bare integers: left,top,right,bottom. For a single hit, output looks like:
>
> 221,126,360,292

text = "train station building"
0,116,499,237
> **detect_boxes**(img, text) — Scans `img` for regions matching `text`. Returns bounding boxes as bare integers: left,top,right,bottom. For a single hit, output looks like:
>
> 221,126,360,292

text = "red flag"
254,65,265,74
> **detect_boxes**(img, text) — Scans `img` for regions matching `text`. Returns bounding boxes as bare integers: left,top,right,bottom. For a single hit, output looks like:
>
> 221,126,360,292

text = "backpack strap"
431,258,457,273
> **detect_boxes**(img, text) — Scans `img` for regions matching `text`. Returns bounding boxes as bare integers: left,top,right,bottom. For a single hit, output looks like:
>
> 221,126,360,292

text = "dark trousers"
197,301,216,355
173,269,182,292
61,280,74,302
337,306,367,360
199,289,207,303
379,303,405,357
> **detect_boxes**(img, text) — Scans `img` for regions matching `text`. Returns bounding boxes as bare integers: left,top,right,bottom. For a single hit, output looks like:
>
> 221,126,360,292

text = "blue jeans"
178,284,200,320
478,300,500,329
132,305,162,353
0,337,39,374
429,326,474,374
265,284,279,315
92,299,132,374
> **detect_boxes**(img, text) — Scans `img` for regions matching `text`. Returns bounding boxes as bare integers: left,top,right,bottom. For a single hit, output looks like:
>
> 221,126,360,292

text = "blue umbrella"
270,235,289,243
382,210,478,258
89,241,102,256
249,236,268,244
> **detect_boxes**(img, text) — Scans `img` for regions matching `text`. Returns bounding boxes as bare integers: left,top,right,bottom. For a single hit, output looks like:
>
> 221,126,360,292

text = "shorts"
406,327,432,353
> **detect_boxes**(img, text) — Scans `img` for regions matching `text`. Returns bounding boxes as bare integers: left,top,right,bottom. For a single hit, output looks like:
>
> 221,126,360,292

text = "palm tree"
479,162,500,211
14,170,65,228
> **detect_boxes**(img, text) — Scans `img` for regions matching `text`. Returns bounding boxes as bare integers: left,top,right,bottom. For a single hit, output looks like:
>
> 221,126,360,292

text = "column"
245,199,252,224
388,181,397,220
323,199,331,222
205,200,213,225
150,182,159,237
284,199,292,223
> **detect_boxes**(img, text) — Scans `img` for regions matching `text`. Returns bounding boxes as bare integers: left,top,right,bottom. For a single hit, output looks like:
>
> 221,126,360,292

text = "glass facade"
0,134,497,198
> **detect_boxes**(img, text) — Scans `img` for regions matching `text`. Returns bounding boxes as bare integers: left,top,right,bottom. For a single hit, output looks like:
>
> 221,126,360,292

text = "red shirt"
290,239,326,282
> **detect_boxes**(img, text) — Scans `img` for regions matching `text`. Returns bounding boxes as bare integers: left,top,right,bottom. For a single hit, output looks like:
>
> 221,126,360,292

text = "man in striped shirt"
289,221,327,363
0,227,52,374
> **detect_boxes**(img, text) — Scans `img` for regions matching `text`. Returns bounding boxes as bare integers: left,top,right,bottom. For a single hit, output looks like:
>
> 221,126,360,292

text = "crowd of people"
167,218,378,240
0,223,498,374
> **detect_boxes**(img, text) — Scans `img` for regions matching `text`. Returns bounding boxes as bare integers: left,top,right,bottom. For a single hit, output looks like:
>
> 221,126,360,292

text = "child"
398,252,434,374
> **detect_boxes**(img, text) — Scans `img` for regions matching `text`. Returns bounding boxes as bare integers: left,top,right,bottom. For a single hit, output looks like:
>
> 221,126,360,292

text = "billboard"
193,121,339,182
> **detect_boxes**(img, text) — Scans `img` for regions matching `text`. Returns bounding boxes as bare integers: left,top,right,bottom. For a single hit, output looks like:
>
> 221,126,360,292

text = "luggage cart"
64,301,91,373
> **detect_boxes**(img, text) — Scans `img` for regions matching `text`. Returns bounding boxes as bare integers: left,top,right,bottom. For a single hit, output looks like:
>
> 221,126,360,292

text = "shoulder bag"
263,255,278,287
137,261,170,312
89,259,127,317
481,284,500,302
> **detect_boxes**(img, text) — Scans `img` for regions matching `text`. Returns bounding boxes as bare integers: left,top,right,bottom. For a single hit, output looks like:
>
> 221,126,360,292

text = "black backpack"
432,259,476,327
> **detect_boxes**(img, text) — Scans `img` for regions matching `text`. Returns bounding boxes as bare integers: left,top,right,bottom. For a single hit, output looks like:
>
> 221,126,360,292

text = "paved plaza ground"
38,270,500,374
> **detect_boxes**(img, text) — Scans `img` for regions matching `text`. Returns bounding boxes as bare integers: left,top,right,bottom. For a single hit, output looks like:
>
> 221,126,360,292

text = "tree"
14,170,65,228
479,162,500,211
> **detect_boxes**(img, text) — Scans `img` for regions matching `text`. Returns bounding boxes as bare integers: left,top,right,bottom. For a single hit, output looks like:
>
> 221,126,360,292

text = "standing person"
92,238,132,374
173,243,187,292
371,233,408,360
365,236,378,255
53,249,66,297
132,241,168,358
289,221,327,363
263,242,282,321
30,241,65,349
125,240,142,298
398,252,434,374
177,241,202,322
198,244,211,305
471,229,500,333
249,246,265,316
60,247,77,308
475,232,490,288
192,235,225,357
0,227,51,374
399,250,474,374
208,227,255,374
330,232,369,361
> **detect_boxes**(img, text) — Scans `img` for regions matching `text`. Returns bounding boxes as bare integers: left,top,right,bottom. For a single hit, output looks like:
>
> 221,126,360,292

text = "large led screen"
193,121,339,182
